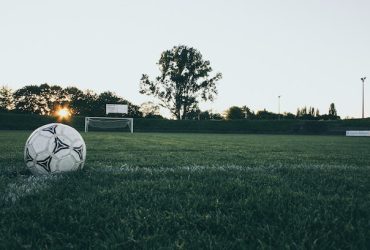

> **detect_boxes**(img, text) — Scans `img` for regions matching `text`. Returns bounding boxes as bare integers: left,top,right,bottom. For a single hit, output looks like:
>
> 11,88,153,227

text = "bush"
1,112,370,135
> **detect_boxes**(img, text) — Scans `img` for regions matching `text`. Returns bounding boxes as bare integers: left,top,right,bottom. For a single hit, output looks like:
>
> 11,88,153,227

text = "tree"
199,110,211,120
41,84,66,114
77,90,98,116
64,87,85,115
210,112,223,120
328,103,339,120
126,103,143,118
284,112,296,119
13,85,43,114
241,105,255,119
6,84,144,117
140,45,222,120
139,102,162,118
13,84,67,115
328,103,337,117
296,106,317,120
0,85,14,111
226,106,244,119
185,106,201,120
255,109,279,120
38,83,66,115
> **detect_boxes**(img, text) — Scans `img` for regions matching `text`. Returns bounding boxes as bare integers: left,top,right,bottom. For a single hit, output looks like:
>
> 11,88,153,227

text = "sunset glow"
56,107,71,120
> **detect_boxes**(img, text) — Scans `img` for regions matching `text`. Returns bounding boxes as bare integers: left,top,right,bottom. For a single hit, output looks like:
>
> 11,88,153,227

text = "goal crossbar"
85,117,133,133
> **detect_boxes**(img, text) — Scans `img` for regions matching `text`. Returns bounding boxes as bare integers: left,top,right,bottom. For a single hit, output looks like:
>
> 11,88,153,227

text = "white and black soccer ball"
24,123,86,175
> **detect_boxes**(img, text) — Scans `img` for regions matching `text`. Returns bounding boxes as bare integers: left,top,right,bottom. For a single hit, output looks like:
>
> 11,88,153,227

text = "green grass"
0,131,369,249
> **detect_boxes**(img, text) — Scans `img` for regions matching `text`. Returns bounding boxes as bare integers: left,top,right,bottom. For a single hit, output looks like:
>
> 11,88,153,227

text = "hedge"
1,112,370,135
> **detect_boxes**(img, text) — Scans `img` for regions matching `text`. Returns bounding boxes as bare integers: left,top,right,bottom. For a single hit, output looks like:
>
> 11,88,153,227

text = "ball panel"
61,125,82,141
24,145,36,163
49,157,59,173
58,155,78,172
35,151,51,161
70,149,81,162
52,136,71,158
29,134,50,154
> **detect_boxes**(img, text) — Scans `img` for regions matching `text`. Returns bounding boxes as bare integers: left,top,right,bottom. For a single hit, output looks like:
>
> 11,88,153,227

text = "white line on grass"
2,175,63,204
91,164,370,174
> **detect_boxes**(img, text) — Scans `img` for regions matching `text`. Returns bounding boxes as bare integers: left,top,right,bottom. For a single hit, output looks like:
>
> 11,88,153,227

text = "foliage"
328,102,340,119
255,109,279,120
12,84,68,115
2,112,369,134
139,102,162,119
226,106,244,119
284,112,296,119
140,45,222,120
0,86,14,110
199,110,211,120
63,87,85,115
0,81,343,121
226,104,340,121
9,84,143,118
241,105,255,119
210,112,223,120
296,106,320,120
13,85,45,114
0,132,369,249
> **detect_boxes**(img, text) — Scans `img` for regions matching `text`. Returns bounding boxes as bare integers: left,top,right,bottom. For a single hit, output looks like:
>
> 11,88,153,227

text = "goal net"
85,117,133,133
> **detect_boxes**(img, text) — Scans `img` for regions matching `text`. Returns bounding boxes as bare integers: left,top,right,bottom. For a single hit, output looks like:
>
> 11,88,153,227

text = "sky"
0,0,369,118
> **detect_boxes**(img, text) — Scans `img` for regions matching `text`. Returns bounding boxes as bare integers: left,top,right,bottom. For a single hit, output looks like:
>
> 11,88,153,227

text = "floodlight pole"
278,95,281,120
361,77,366,119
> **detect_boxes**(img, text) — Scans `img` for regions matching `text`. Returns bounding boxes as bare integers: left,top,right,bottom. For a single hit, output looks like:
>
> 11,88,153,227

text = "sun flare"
56,108,71,120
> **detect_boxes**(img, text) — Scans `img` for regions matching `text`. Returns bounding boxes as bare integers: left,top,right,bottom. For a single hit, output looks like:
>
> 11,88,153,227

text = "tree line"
0,84,145,117
224,104,340,120
0,84,340,120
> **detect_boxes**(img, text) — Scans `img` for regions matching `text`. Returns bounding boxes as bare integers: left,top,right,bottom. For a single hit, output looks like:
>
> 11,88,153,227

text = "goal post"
85,117,133,133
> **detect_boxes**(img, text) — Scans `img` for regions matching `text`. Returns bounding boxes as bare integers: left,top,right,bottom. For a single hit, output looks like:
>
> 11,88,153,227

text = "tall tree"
140,45,222,120
328,103,339,119
0,85,14,110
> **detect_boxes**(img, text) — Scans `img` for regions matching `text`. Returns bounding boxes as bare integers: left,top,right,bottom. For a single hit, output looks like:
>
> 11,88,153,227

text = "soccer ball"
24,123,86,175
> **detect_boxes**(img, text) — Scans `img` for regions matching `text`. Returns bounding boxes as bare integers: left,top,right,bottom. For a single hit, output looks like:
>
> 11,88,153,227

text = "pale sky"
1,0,369,118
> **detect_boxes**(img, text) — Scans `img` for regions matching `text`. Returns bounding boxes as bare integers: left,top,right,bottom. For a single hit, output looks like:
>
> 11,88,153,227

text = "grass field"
0,131,369,249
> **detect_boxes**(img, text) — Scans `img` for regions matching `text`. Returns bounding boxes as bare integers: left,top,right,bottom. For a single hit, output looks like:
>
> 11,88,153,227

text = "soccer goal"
85,117,133,133
85,104,133,133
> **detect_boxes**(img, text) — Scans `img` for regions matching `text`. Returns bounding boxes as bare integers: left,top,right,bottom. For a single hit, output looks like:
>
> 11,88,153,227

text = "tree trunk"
175,108,181,120
182,105,187,120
